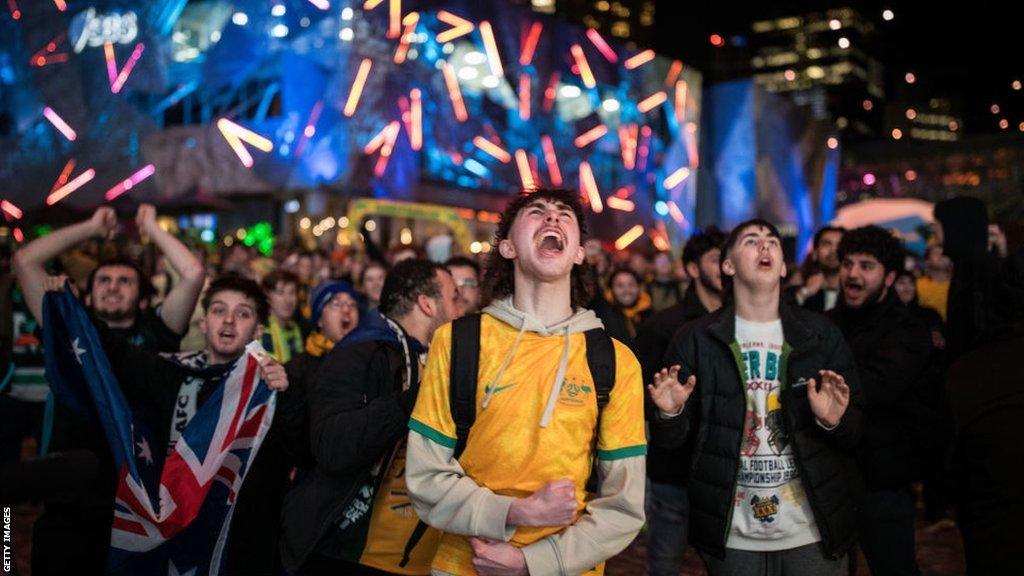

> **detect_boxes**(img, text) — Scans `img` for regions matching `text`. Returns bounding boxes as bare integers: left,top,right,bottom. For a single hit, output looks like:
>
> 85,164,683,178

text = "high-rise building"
747,8,884,140
885,97,962,142
512,0,655,47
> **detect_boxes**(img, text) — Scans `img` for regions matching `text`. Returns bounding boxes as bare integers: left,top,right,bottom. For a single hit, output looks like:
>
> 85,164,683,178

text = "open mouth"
844,283,864,297
756,256,773,269
536,228,566,256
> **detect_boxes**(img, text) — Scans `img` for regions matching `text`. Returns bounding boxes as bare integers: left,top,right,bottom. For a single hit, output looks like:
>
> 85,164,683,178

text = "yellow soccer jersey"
409,314,647,576
358,437,442,575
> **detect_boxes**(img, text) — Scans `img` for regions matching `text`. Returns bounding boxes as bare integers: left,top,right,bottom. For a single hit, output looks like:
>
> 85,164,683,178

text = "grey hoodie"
480,297,605,427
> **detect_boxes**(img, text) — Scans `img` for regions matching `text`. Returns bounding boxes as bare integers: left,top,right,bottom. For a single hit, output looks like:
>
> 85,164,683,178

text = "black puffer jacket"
279,338,416,572
829,291,935,489
653,302,864,559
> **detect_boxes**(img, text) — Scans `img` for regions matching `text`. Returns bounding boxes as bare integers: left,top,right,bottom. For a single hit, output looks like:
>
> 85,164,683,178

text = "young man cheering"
15,205,205,353
650,219,863,576
829,226,932,576
406,189,647,576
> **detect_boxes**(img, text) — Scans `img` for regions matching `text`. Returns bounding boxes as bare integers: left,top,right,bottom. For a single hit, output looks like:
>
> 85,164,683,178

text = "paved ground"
606,513,965,575
11,505,966,576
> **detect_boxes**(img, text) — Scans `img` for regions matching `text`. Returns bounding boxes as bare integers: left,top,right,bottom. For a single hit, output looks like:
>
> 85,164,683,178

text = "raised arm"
13,207,115,323
135,205,205,335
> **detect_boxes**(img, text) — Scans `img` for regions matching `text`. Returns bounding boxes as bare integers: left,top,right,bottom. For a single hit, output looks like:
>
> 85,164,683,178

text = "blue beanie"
310,280,359,327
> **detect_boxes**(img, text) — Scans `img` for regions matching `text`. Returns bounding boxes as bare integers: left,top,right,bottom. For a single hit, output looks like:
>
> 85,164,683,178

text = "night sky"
654,0,1024,136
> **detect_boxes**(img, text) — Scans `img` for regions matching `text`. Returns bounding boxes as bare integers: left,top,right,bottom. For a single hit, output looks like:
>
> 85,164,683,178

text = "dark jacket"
652,302,864,559
946,329,1024,575
829,292,935,489
945,250,1024,575
279,335,417,572
225,351,322,576
634,285,710,484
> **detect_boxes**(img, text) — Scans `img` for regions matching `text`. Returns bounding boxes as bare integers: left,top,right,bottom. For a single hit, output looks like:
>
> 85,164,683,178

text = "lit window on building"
777,17,802,29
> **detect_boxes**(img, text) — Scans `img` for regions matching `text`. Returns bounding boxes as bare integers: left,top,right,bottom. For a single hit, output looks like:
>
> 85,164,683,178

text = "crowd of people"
0,189,1021,576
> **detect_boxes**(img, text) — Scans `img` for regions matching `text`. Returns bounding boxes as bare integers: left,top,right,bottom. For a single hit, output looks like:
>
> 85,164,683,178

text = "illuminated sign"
70,8,139,53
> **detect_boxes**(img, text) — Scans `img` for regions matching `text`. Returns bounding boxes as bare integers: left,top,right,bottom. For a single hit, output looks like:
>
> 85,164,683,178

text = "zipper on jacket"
777,342,837,557
722,341,747,546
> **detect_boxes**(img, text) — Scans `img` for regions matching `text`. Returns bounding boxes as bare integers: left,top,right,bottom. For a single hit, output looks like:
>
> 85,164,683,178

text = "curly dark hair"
379,258,449,318
201,274,269,325
481,189,594,309
837,225,904,273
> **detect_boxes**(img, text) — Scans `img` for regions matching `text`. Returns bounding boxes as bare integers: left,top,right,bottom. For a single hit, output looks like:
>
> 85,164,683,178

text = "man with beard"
795,226,843,313
633,226,726,576
280,259,460,575
650,219,862,576
406,189,647,576
15,205,205,353
828,226,932,576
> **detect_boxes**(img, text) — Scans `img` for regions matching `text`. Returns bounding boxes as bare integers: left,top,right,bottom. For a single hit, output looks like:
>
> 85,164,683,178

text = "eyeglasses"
324,298,357,310
456,279,479,289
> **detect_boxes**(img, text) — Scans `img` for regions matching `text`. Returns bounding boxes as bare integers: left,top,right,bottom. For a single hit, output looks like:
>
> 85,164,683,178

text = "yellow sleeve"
596,340,648,461
409,322,457,448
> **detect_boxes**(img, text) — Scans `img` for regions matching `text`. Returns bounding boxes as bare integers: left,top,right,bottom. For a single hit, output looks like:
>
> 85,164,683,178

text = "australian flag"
43,288,277,576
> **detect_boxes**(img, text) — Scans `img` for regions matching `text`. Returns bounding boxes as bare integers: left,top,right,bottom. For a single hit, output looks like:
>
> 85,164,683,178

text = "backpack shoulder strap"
584,328,615,413
449,313,482,459
584,328,616,493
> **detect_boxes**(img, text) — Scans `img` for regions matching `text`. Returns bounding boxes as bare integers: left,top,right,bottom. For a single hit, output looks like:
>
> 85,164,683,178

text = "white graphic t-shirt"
727,316,821,551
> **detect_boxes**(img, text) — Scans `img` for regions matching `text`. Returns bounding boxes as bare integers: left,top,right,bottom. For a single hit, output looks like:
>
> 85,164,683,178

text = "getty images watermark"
3,507,11,574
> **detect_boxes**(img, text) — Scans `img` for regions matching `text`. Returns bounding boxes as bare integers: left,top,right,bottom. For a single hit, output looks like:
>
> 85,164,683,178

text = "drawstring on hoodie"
540,326,572,428
479,297,605,428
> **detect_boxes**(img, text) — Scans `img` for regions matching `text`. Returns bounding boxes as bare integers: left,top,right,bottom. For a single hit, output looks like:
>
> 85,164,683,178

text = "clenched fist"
506,478,577,528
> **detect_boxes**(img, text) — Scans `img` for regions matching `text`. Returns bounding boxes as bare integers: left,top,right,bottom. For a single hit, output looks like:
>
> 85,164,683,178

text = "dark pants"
858,487,920,576
700,543,846,576
646,480,690,576
0,394,43,463
31,503,112,576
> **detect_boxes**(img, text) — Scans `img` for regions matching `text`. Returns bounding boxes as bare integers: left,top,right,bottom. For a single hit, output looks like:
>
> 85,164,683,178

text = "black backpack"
448,313,616,490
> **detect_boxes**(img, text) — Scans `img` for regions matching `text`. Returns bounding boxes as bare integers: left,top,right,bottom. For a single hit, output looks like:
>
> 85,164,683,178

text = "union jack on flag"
43,288,277,576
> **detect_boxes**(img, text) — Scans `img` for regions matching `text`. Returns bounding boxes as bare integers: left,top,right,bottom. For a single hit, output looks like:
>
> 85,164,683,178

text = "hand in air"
647,365,696,415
